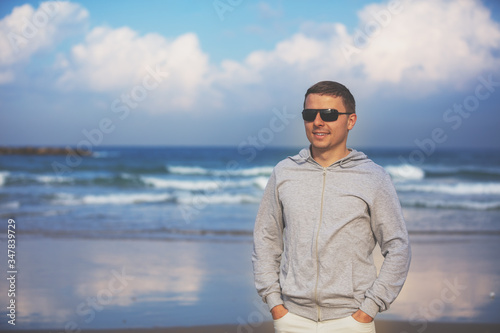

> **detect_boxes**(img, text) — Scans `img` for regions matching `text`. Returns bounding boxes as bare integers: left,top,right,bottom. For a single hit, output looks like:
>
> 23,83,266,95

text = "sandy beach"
3,321,500,333
1,232,499,332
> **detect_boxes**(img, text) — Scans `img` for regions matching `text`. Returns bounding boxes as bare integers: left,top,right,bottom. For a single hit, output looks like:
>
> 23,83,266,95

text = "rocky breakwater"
0,146,92,156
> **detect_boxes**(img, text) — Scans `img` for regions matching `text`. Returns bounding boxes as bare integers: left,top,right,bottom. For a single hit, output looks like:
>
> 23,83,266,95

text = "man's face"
304,93,357,153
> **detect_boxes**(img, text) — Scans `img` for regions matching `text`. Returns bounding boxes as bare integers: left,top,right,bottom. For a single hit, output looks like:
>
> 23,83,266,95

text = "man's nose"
313,112,324,126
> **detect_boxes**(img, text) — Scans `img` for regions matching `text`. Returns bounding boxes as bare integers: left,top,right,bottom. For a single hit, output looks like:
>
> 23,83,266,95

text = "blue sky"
1,0,500,149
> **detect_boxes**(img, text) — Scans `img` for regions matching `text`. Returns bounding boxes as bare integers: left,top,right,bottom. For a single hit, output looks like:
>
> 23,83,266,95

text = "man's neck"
310,146,350,168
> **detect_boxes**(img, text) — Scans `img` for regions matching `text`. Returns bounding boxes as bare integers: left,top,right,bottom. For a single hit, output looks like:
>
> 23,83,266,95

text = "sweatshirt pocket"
280,260,317,306
317,259,354,307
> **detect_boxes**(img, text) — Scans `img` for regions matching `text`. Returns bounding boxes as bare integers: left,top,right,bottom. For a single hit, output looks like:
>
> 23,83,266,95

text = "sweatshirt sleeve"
360,172,411,318
252,169,285,311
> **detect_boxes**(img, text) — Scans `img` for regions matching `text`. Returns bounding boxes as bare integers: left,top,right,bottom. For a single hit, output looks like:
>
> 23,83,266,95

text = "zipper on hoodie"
313,167,327,321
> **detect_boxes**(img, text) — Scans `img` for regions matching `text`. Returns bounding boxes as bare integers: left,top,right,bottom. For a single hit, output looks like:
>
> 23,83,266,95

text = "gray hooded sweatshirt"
252,148,411,321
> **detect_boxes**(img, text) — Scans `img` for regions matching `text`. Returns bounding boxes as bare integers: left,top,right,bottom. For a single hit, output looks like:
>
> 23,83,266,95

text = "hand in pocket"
271,305,289,320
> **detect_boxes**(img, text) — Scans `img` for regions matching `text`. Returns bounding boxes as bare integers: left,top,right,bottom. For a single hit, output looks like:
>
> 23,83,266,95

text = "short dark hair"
304,81,356,114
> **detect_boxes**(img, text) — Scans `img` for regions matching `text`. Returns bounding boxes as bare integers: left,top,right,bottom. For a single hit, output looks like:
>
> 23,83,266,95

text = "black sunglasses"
302,109,354,122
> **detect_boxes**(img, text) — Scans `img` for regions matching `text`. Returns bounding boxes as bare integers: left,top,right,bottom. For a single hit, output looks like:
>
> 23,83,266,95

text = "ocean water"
1,146,500,330
1,146,500,240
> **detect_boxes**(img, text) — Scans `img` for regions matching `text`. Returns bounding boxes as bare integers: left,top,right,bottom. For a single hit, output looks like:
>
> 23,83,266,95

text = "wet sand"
3,321,500,333
0,233,499,331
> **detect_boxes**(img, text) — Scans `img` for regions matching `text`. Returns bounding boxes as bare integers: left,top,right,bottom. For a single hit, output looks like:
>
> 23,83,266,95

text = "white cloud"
216,33,328,86
350,0,500,89
2,0,500,113
215,0,500,101
0,1,88,83
56,26,212,110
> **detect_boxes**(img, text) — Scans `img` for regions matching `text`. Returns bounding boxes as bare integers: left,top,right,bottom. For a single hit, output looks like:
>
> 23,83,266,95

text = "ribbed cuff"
359,297,380,319
265,292,284,312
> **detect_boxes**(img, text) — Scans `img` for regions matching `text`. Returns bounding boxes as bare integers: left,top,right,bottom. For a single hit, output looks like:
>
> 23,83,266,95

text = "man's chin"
311,142,330,150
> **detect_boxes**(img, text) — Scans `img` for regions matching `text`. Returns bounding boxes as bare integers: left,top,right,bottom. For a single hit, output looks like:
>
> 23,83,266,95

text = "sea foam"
0,171,9,186
81,193,173,205
36,175,74,184
385,164,425,180
402,199,500,210
142,176,262,191
253,176,269,190
167,165,273,177
396,182,500,195
0,201,20,209
51,192,173,205
142,177,221,191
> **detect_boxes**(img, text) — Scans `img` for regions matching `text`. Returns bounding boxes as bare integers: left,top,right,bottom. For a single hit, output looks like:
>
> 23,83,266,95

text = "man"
252,81,411,333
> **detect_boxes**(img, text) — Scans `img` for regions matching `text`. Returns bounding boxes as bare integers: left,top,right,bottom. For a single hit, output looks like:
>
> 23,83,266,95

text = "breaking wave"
402,199,500,210
49,192,260,206
167,165,274,177
384,164,425,180
396,182,500,195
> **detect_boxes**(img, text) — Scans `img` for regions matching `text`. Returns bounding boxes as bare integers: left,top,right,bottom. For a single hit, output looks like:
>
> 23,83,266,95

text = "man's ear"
347,113,357,130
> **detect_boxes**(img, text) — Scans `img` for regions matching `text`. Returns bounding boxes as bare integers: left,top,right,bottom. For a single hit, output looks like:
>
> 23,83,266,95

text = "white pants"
274,312,376,333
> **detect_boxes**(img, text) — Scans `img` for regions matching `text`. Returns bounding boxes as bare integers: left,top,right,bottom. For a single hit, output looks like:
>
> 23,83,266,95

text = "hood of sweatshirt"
289,146,371,169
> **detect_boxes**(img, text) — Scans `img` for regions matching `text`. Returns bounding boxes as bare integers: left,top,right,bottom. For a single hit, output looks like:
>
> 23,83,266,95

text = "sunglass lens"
320,109,338,122
302,110,317,121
